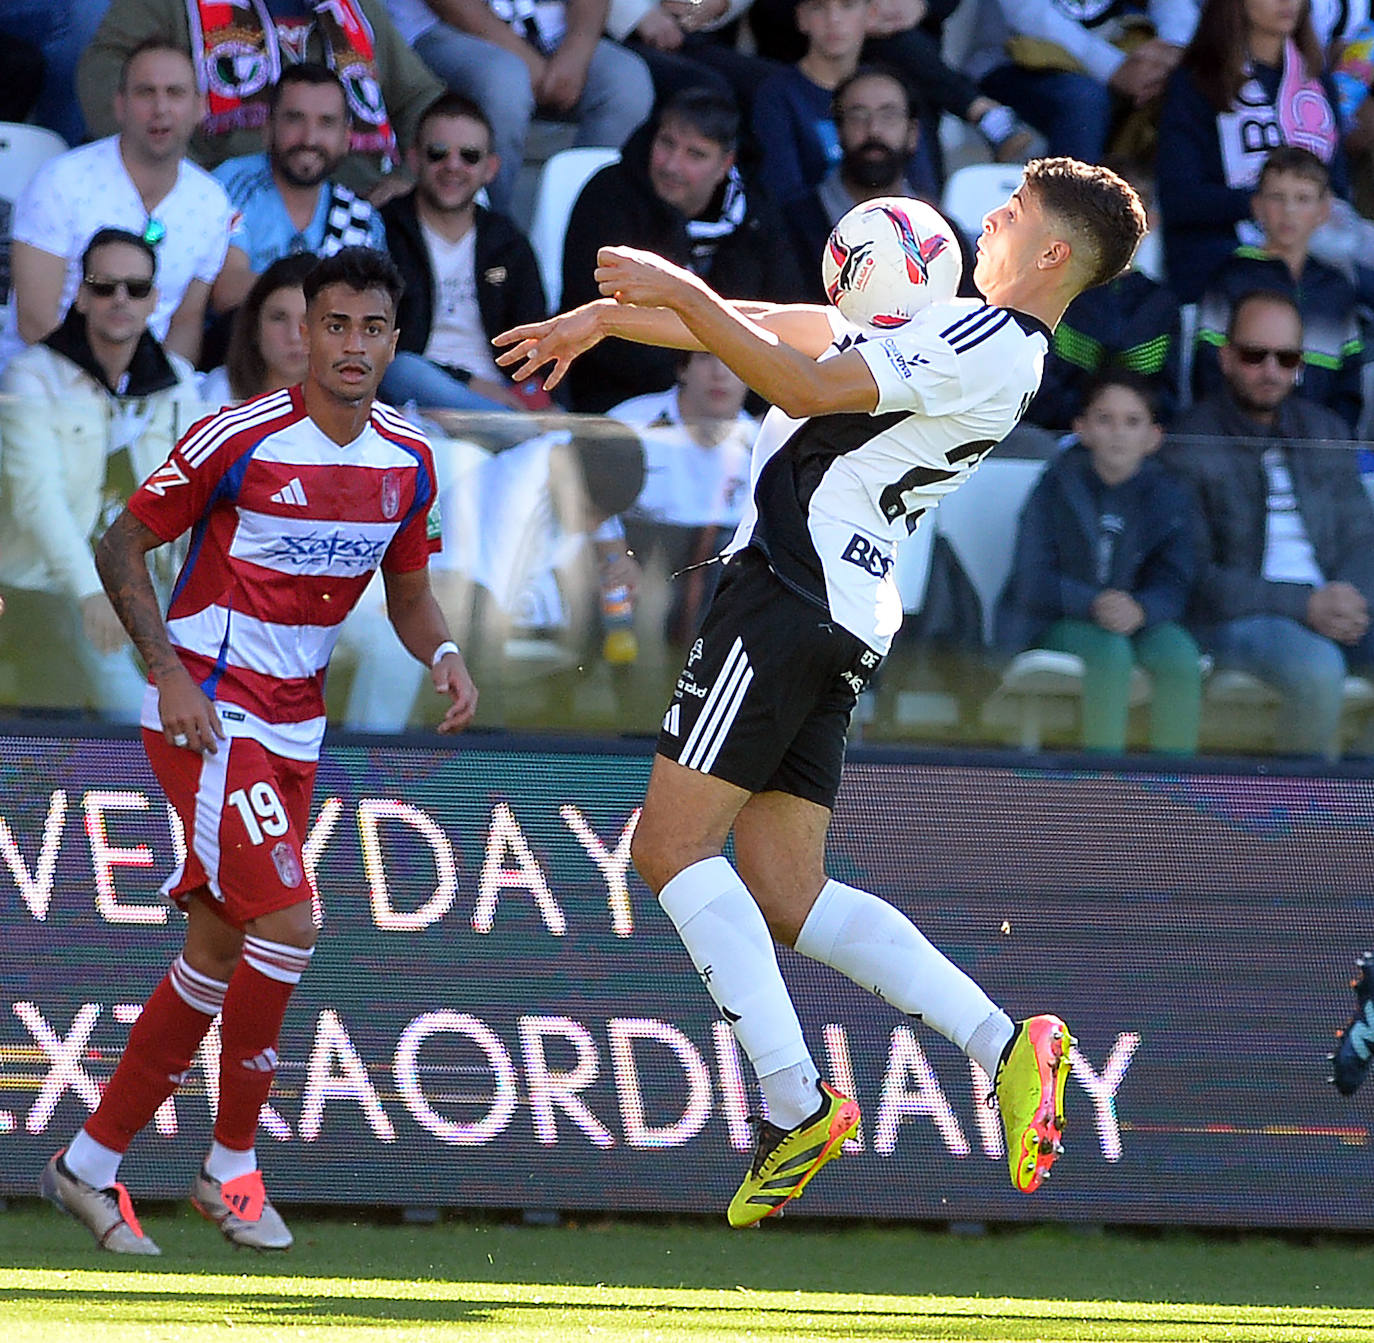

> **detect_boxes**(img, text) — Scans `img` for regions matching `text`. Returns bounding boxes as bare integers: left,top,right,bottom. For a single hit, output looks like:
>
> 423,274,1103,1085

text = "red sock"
215,936,312,1151
85,957,227,1152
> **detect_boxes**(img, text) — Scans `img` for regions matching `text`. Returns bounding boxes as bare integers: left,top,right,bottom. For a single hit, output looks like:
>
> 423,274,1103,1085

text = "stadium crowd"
4,0,1374,758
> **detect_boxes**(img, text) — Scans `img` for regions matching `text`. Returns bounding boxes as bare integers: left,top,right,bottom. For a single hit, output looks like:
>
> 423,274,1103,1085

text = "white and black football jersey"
722,299,1051,654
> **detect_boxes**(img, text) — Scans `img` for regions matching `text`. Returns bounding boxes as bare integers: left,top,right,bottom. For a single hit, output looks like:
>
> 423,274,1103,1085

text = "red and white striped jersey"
127,386,440,759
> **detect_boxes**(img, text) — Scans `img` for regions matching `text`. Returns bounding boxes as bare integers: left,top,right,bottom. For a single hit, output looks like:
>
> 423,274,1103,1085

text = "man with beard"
212,65,389,314
785,66,973,297
1169,289,1374,758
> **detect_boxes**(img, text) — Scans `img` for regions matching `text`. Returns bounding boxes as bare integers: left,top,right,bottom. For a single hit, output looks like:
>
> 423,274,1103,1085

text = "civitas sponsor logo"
880,338,928,381
260,532,389,569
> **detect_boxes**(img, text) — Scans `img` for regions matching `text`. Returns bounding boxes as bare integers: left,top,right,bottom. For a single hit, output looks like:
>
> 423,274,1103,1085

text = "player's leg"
633,755,826,1131
737,788,1069,1193
41,894,238,1254
186,740,318,1250
190,894,313,1251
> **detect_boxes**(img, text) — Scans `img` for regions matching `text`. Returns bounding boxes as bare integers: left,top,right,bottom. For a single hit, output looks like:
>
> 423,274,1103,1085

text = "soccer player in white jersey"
497,158,1146,1225
38,247,479,1255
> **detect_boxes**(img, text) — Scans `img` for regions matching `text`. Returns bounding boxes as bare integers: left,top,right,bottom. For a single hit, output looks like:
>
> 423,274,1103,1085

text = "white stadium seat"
526,147,620,310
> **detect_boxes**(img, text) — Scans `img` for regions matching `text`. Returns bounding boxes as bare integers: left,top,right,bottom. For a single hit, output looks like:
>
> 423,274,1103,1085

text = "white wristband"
430,640,459,667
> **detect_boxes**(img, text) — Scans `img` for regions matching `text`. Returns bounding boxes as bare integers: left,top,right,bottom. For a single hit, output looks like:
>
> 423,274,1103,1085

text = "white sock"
64,1128,123,1189
965,1010,1016,1081
795,879,1005,1052
204,1140,257,1183
659,856,818,1127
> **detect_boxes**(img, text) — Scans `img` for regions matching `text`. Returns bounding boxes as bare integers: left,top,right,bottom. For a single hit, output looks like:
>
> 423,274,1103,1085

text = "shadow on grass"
3,1209,1374,1312
0,1286,1362,1339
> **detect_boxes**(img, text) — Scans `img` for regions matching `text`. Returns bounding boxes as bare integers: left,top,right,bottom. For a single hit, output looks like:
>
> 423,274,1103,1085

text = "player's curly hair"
303,246,405,314
1023,158,1147,291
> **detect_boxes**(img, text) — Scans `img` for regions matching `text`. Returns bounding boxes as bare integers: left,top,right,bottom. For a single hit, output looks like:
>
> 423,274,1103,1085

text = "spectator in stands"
746,0,1031,184
612,0,781,120
996,371,1200,754
752,0,893,207
78,0,442,200
560,87,806,412
381,93,548,415
967,0,1193,164
784,65,973,298
2,40,232,371
0,2,107,146
211,65,387,314
1169,290,1374,757
613,351,755,645
1027,269,1181,432
419,429,645,717
1157,0,1346,303
200,254,314,409
1194,148,1364,433
0,228,202,719
379,0,653,217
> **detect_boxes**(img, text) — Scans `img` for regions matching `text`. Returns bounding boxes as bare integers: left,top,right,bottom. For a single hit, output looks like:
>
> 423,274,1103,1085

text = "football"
821,196,962,330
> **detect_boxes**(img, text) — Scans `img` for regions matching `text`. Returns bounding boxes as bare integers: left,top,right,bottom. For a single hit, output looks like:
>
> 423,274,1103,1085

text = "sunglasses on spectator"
424,143,485,165
84,275,155,300
1232,344,1302,369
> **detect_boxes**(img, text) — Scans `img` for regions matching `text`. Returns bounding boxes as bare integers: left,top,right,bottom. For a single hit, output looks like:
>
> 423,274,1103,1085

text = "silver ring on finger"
172,732,190,748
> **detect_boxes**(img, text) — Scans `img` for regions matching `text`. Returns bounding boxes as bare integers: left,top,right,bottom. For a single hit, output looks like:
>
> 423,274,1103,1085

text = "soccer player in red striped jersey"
39,247,478,1255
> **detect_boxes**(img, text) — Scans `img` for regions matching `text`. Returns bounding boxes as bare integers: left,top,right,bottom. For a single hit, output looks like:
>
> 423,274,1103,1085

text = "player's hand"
1091,589,1145,635
493,302,608,391
156,664,226,754
81,592,128,654
595,246,700,309
433,649,479,734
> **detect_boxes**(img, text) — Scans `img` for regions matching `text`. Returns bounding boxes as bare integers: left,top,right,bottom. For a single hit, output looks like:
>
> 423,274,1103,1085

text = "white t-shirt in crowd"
1261,446,1325,585
609,386,755,528
2,136,232,369
420,220,502,382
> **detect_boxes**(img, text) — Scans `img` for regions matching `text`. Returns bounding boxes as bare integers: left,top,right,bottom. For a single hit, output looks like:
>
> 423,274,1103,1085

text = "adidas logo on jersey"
662,703,681,736
269,477,309,506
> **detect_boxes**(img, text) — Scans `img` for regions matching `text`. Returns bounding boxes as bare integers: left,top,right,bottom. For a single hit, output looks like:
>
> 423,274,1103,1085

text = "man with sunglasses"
1170,289,1374,758
211,65,389,314
381,92,548,414
0,227,202,720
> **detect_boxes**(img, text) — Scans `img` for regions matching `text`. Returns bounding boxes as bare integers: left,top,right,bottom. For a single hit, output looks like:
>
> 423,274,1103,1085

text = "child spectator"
996,371,1201,754
1194,147,1364,433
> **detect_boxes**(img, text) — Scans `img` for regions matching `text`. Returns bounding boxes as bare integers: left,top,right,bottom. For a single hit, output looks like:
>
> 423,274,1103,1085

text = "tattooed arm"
95,510,224,754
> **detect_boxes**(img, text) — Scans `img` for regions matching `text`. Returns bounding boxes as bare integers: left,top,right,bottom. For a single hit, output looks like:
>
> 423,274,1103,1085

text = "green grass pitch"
2,1207,1372,1341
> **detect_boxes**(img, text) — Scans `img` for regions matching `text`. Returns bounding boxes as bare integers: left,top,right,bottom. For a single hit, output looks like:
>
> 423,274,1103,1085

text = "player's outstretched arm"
95,510,225,754
382,566,479,734
493,271,836,391
594,247,878,418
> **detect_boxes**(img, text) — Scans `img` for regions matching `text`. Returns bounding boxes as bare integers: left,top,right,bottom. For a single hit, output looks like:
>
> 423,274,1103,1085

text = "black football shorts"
655,548,882,808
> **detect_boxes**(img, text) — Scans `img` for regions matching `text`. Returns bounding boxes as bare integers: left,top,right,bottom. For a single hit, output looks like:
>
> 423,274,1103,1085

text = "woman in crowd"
200,254,314,408
1157,0,1346,302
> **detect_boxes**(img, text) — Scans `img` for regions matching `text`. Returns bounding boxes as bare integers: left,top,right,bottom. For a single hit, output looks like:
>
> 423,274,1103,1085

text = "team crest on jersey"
271,841,303,889
381,470,403,520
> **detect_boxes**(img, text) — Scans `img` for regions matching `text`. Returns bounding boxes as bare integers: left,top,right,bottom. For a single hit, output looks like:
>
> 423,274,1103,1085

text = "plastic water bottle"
601,569,638,666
